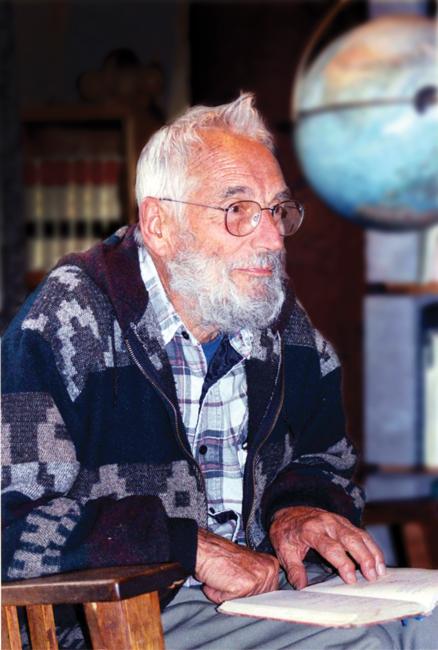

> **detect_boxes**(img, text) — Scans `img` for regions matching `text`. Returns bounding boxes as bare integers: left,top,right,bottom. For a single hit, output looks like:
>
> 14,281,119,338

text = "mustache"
172,232,288,283
227,250,288,275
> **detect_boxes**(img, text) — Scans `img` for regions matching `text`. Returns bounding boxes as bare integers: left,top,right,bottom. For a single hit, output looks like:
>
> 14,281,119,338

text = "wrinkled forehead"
186,128,284,200
188,128,276,171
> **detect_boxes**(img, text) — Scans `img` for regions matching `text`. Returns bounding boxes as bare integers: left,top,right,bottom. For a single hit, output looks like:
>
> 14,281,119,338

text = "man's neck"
168,291,220,342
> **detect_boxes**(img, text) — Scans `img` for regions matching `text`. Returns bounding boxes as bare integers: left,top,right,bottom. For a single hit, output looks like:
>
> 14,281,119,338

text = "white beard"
167,237,288,334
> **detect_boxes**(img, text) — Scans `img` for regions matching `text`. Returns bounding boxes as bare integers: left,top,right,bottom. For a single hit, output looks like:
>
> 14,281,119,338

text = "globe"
293,15,438,230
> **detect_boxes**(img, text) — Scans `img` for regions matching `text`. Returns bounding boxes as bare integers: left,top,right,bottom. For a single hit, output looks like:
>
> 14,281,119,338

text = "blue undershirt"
201,334,223,365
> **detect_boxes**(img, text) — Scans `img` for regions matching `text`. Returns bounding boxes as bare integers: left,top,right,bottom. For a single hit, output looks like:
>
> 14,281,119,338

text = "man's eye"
274,205,286,219
230,204,242,214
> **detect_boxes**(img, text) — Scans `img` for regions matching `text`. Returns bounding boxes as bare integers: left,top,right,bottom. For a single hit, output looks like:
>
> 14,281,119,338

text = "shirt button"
181,330,190,340
199,444,208,455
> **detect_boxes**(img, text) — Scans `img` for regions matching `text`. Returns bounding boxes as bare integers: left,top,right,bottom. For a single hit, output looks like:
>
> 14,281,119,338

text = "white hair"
135,92,274,218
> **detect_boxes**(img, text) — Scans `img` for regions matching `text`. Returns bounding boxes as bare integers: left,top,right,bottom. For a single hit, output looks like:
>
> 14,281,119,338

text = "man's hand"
269,506,386,590
195,528,279,604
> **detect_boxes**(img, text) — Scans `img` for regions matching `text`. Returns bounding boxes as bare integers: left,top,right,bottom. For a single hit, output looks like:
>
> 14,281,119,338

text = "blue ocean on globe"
293,15,438,229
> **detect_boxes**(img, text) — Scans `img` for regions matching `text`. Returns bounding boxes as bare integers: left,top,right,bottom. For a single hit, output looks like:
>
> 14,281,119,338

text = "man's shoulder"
4,263,128,402
281,299,340,378
19,264,114,335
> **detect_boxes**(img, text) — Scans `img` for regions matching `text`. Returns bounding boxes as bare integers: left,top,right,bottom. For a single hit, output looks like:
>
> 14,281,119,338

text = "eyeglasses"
155,197,304,237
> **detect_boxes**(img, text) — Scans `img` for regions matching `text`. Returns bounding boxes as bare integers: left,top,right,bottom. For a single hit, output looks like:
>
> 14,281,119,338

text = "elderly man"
2,94,436,649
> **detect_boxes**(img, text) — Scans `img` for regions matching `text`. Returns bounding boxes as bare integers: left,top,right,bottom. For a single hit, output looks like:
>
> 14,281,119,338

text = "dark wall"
13,1,185,110
1,2,26,331
190,1,368,450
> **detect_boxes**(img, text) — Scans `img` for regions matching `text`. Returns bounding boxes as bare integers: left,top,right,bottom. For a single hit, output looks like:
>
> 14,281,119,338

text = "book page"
306,568,438,610
218,590,423,627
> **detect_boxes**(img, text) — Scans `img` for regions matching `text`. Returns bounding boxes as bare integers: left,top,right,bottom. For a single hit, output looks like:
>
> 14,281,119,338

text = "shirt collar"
138,246,185,346
138,245,254,356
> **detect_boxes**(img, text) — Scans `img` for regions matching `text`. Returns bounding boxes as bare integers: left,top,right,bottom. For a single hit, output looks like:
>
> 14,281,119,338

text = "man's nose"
251,208,284,251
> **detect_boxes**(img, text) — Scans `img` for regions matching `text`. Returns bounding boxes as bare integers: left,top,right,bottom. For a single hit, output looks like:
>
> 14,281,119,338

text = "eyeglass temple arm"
158,198,226,213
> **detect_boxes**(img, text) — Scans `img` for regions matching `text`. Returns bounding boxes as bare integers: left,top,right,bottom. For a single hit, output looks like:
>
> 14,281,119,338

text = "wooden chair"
2,562,187,650
363,497,438,569
3,498,437,649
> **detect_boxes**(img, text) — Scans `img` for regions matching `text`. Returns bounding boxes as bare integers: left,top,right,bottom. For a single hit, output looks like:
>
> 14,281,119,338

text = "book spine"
420,225,438,283
422,302,438,468
24,158,45,272
62,158,78,256
100,158,123,237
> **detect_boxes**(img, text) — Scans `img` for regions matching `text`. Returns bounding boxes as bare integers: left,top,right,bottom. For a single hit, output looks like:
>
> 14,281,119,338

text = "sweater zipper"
124,337,207,504
245,351,285,549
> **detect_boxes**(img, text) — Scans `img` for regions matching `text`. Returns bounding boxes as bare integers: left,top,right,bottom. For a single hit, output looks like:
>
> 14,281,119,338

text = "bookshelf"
21,104,158,289
363,269,438,567
363,239,438,503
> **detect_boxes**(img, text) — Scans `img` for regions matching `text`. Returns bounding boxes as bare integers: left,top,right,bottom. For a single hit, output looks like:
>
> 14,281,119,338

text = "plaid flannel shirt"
139,247,251,547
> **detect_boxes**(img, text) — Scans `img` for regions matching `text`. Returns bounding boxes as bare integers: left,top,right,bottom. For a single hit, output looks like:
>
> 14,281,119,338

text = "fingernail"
345,572,356,584
367,568,377,581
377,562,386,576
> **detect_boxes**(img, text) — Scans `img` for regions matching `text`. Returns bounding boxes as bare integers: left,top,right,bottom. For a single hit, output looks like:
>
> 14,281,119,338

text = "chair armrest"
2,562,187,607
363,497,438,527
363,497,438,568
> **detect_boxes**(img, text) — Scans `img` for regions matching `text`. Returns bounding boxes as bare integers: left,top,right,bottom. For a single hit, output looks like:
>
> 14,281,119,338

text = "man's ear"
138,197,172,257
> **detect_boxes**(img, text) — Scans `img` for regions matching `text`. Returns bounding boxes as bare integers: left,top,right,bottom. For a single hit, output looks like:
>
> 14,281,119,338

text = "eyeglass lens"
226,201,303,237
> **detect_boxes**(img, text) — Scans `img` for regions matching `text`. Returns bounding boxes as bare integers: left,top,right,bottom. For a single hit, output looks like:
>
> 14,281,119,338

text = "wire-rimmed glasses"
155,197,304,237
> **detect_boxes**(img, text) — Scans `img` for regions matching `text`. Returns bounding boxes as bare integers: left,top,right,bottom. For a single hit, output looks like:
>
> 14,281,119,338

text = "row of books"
366,228,438,284
24,157,125,271
364,295,438,469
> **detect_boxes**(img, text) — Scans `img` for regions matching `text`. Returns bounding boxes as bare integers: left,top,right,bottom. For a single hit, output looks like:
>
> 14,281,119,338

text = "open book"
218,568,438,628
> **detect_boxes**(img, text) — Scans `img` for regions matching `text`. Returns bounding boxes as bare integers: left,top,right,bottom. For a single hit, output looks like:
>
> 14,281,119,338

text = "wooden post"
84,590,164,650
2,605,23,650
26,604,58,650
403,522,432,568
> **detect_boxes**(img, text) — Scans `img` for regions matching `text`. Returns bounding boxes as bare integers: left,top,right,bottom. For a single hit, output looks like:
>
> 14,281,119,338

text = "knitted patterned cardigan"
2,225,364,590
